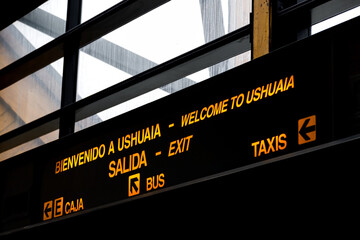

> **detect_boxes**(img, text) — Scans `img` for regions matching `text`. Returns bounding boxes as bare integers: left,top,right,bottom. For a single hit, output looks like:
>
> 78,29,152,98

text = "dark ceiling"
0,0,47,31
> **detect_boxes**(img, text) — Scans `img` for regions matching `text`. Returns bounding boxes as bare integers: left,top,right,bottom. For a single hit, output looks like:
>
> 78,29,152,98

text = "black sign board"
1,16,360,233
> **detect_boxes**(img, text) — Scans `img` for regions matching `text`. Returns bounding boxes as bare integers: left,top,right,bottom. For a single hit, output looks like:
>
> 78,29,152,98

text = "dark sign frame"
1,15,360,235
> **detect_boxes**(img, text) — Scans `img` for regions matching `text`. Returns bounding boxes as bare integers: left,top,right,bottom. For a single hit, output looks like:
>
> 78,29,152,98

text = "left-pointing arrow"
298,115,316,145
43,201,53,220
44,203,51,218
299,118,315,141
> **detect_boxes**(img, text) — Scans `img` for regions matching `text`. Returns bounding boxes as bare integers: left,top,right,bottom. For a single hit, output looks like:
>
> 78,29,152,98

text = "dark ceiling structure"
0,1,46,31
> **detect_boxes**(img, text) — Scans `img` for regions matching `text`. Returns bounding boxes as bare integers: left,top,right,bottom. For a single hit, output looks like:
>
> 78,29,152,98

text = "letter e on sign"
53,197,64,218
298,115,316,145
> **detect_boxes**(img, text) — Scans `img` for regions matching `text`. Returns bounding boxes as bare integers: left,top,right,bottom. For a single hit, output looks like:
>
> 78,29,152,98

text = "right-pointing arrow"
298,115,316,145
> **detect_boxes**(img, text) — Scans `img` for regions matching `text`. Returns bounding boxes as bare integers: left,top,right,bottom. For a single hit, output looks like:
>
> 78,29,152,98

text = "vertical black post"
59,0,82,138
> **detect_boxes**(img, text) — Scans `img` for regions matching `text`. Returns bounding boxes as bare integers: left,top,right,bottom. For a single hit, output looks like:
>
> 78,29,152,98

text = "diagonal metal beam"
19,8,65,38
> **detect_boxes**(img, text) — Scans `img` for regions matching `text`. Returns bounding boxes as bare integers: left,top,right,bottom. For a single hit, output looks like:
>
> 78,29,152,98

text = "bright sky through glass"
312,5,360,34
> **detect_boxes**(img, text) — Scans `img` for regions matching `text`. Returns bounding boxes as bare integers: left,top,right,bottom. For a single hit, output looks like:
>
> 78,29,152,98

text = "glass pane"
101,51,251,119
0,0,67,69
0,58,63,135
76,0,251,131
77,0,251,100
75,51,251,131
81,0,124,23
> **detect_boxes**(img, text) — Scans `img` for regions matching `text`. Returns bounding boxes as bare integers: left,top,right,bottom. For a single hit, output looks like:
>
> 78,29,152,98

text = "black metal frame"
0,0,170,151
1,0,360,237
0,0,251,153
1,0,360,157
0,0,169,90
272,0,360,50
59,0,82,137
